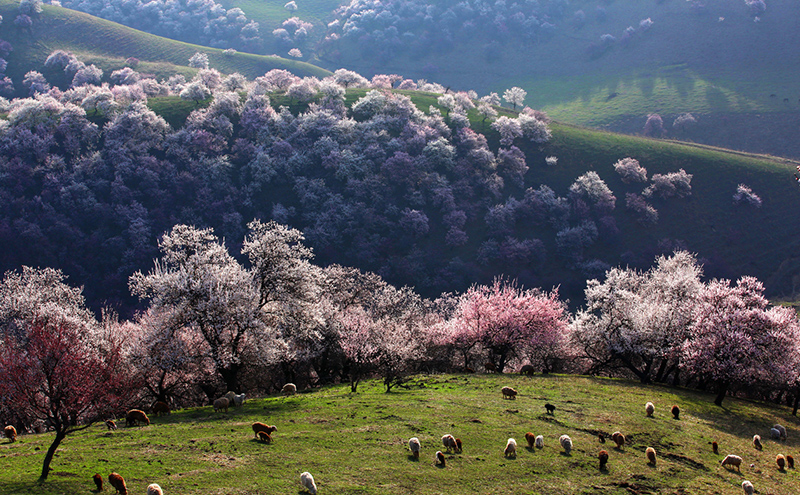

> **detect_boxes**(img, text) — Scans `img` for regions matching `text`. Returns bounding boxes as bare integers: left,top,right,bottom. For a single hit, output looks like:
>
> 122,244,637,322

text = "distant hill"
0,0,330,96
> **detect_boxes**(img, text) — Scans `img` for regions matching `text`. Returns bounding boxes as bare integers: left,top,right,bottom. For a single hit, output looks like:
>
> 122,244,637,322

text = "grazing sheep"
777,454,786,470
252,422,277,439
671,405,680,419
224,391,236,403
92,473,103,491
504,438,517,458
525,432,536,449
146,484,163,495
233,393,246,407
484,362,497,373
501,386,518,400
645,402,655,417
152,401,170,416
598,433,605,444
611,431,625,449
282,383,297,396
544,403,556,414
213,397,229,413
125,409,150,427
455,438,463,452
258,431,272,443
788,454,795,469
4,425,17,442
773,424,787,440
300,471,317,494
559,434,572,455
646,447,656,465
442,434,458,453
742,480,754,495
721,454,743,472
108,472,127,495
753,435,762,451
105,419,117,431
712,441,719,454
534,435,544,449
520,364,535,376
409,437,421,459
435,451,446,466
770,427,782,440
599,450,609,470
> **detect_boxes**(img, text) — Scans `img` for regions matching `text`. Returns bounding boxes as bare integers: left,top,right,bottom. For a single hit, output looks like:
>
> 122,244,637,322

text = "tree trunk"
39,430,67,481
218,364,240,394
793,393,799,416
714,383,729,407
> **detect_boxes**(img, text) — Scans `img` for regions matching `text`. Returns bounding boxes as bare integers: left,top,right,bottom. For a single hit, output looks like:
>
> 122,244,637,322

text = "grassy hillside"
0,0,330,93
4,374,800,494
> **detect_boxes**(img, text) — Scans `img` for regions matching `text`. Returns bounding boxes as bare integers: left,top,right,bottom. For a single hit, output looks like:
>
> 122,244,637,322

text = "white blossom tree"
503,86,527,110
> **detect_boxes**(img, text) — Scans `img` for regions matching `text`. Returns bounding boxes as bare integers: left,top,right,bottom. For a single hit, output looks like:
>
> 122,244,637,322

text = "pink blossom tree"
451,279,568,373
0,319,137,481
681,276,800,406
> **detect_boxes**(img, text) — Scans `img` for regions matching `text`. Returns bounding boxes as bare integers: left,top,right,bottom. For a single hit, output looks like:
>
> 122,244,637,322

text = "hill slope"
3,374,800,494
0,0,330,93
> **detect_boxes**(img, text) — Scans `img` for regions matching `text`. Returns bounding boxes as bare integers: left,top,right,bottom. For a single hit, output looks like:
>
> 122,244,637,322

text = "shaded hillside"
4,374,800,494
0,0,330,96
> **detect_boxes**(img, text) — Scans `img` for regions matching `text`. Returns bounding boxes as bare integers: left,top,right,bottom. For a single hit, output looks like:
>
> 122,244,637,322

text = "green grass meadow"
3,374,800,494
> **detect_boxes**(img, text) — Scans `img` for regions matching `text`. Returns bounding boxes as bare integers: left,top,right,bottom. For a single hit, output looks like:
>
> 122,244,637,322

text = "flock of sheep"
2,379,797,494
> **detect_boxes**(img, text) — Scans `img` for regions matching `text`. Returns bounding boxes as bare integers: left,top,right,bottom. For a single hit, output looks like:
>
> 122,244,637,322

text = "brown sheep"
281,383,297,396
753,435,762,451
92,473,103,491
435,451,446,466
788,454,795,469
146,484,163,495
501,386,518,400
712,441,719,454
777,454,786,470
125,410,150,427
599,450,609,470
108,472,127,495
484,362,497,373
519,364,535,376
671,405,680,419
598,433,605,443
4,425,17,442
213,397,229,413
105,419,117,431
611,431,625,449
544,403,556,414
257,431,272,443
646,447,656,465
252,422,277,439
151,401,170,416
455,438,463,452
525,432,536,449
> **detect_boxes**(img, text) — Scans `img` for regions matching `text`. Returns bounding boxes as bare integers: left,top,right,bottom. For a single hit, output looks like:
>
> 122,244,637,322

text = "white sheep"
282,383,297,396
146,483,163,495
409,437,421,459
442,434,458,453
773,424,787,440
753,435,762,450
233,393,246,407
504,438,517,458
559,434,572,455
534,435,544,449
770,427,782,440
721,454,743,472
742,480,754,495
300,472,317,494
645,401,655,417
